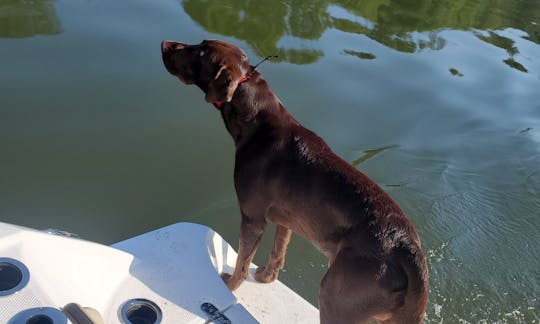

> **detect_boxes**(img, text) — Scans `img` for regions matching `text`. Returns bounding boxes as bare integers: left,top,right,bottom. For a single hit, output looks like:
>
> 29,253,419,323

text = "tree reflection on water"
182,0,540,71
0,0,61,38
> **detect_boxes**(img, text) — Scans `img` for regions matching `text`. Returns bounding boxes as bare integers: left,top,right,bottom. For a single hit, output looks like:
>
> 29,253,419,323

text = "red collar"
213,75,249,109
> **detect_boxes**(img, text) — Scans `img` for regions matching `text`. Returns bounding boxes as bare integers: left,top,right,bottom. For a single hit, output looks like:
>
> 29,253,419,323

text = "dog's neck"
212,75,249,110
219,68,295,148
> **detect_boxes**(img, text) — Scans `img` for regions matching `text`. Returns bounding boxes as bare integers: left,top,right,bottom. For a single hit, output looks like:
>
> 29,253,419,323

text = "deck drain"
9,308,67,324
119,299,162,324
26,314,54,324
0,257,30,296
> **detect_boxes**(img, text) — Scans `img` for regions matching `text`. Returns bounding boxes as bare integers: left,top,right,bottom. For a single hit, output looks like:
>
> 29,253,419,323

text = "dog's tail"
394,244,429,323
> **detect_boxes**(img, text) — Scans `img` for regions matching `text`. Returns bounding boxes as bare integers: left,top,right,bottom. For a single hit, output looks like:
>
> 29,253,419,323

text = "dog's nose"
161,40,174,53
161,40,185,53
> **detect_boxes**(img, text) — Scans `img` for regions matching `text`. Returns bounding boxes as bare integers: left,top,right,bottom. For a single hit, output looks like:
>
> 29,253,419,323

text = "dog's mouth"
176,72,196,85
177,74,188,84
162,57,192,84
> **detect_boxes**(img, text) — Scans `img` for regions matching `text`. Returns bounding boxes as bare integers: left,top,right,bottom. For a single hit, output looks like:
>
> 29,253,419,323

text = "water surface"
1,0,539,322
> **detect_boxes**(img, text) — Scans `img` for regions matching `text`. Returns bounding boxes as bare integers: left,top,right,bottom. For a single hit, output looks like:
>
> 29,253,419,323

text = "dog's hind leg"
318,247,407,324
254,224,292,283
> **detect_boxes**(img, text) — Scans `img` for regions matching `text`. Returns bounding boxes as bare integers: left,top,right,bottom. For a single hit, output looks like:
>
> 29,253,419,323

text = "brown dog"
161,39,428,324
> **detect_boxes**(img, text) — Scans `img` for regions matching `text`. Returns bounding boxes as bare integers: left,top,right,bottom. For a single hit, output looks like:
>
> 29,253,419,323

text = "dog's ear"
205,64,243,104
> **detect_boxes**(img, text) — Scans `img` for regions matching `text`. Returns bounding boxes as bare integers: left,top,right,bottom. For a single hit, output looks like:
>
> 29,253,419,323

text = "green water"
1,0,539,322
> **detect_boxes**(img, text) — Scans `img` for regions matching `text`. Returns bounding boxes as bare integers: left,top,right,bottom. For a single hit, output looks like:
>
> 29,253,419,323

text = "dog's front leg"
254,224,292,283
221,212,266,291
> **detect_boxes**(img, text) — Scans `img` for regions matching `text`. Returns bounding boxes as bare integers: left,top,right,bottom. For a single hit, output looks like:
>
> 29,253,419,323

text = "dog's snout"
161,40,186,53
161,40,174,53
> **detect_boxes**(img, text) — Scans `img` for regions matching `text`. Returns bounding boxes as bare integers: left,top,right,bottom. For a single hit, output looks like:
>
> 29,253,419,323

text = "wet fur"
162,39,429,323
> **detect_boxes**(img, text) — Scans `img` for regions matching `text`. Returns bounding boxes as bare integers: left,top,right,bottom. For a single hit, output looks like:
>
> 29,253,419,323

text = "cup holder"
119,299,162,324
0,257,30,296
9,308,67,324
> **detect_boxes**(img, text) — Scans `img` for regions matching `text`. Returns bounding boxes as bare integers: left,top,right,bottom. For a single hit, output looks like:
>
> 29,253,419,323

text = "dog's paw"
253,266,279,283
220,272,232,282
220,272,241,291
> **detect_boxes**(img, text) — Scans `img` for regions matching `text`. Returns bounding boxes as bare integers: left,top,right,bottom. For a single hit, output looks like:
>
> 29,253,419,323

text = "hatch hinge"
201,302,232,324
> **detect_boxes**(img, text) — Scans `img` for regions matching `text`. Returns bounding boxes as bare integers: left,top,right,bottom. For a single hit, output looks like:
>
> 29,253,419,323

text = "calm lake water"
1,0,539,322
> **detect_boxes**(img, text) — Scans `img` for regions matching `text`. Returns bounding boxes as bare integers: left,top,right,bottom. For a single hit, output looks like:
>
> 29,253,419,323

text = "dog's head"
161,39,251,104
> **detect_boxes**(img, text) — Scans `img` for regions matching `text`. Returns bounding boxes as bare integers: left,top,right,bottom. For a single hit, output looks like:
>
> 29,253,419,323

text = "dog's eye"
199,50,205,57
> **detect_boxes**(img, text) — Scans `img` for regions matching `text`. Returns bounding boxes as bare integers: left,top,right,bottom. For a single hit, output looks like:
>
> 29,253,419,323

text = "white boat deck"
0,221,318,323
